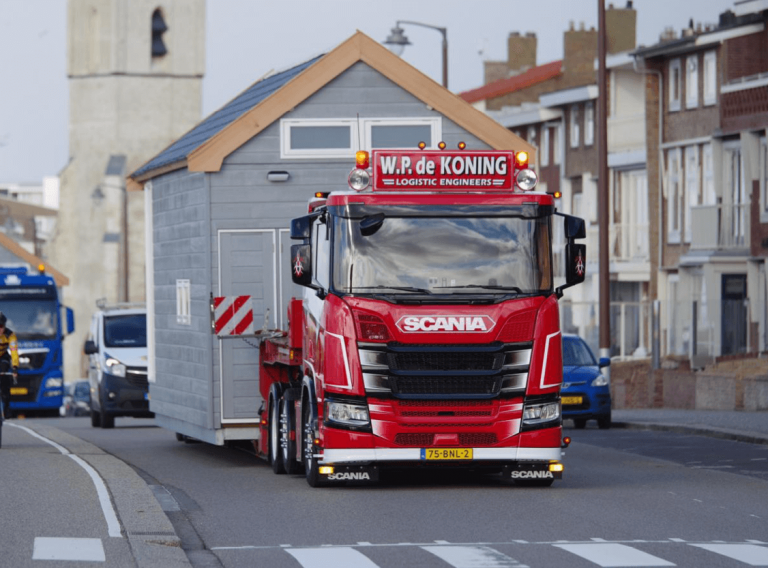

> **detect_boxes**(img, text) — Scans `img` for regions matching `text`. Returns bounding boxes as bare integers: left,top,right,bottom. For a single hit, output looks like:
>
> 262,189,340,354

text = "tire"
303,399,323,487
280,398,301,475
100,412,115,429
269,397,285,474
90,408,101,428
597,413,612,430
573,418,587,429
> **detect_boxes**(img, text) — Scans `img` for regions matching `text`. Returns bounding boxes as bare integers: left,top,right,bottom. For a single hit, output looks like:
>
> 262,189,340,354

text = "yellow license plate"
562,396,582,405
10,387,28,396
422,448,473,460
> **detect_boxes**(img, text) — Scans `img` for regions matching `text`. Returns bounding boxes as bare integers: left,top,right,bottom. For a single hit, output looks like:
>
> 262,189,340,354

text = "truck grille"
360,342,532,399
10,374,42,402
18,350,48,370
393,432,499,446
126,367,148,387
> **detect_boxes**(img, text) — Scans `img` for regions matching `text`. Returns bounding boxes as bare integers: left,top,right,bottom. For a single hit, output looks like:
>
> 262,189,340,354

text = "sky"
0,0,736,183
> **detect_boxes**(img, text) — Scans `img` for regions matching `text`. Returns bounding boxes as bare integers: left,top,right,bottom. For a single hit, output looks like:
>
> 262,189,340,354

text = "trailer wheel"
303,401,324,487
269,397,285,474
280,398,301,475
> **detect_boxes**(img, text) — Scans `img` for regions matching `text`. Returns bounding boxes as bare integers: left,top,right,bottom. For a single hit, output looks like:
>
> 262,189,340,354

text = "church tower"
52,0,204,381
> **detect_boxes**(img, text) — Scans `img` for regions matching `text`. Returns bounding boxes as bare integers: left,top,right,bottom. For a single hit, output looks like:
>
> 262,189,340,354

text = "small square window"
176,279,191,325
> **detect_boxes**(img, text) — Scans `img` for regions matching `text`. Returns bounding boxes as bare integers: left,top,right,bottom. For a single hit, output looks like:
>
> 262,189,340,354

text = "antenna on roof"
356,113,363,153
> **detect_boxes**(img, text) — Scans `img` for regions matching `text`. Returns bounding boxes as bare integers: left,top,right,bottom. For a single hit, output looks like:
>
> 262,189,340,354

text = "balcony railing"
690,203,750,250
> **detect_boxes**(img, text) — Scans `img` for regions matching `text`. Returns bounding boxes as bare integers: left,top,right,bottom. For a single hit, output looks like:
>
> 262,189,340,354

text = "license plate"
422,448,473,461
10,387,28,396
562,396,583,405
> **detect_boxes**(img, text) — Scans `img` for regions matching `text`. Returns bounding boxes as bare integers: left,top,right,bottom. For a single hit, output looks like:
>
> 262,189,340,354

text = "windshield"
332,209,552,295
2,300,59,340
563,337,597,366
104,314,147,348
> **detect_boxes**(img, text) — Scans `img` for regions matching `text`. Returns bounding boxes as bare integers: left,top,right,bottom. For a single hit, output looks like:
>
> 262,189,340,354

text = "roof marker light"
458,141,466,149
515,151,529,168
418,141,427,150
438,141,446,150
553,190,562,199
356,150,370,169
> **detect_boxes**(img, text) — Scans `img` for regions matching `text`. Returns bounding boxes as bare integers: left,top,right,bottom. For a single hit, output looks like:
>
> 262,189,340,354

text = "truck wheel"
280,398,301,475
303,401,323,487
90,408,101,428
269,397,285,474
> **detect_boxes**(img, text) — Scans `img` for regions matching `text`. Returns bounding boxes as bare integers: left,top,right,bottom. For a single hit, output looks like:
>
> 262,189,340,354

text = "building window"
669,58,681,112
176,279,190,325
667,148,682,243
685,55,699,109
684,146,699,243
541,126,550,167
570,104,580,148
703,143,715,205
584,101,594,146
151,8,168,58
527,126,537,146
761,137,768,222
703,51,717,106
725,143,746,245
553,124,561,165
281,118,441,159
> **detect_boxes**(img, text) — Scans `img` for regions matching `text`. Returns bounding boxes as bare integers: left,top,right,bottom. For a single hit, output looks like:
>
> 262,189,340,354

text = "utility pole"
597,0,611,370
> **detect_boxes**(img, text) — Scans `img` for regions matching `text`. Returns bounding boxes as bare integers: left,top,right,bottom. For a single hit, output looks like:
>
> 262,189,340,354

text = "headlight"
348,168,371,191
325,400,370,427
591,375,609,387
44,377,63,388
516,168,538,191
105,358,126,378
523,401,560,424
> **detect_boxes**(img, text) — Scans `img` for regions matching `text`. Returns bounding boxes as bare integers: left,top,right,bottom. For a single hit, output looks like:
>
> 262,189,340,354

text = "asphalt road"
32,416,768,568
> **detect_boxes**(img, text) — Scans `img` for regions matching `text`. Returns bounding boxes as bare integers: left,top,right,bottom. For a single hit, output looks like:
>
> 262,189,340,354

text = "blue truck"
0,266,74,416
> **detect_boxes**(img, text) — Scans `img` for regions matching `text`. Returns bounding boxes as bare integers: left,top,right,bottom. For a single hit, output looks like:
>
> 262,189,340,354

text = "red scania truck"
256,146,586,487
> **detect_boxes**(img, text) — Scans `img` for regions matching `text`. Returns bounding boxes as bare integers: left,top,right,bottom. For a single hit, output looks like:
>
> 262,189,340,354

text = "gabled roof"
0,232,69,287
459,60,563,104
129,31,534,186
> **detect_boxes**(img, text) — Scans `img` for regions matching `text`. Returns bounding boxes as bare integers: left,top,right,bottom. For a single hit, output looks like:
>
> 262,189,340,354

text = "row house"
461,2,648,358
633,0,768,362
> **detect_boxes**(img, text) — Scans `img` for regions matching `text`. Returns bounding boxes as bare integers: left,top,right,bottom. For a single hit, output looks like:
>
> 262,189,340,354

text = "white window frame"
703,51,717,106
541,126,550,167
669,58,682,112
703,143,716,205
281,117,442,159
684,145,700,243
584,101,595,146
570,104,580,148
761,136,768,223
176,279,191,325
685,55,699,109
363,117,442,151
667,148,682,244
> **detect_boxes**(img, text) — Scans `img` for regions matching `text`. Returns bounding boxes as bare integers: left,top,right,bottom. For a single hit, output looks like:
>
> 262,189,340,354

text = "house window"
761,137,768,222
684,146,700,243
703,51,717,106
725,143,746,245
553,124,561,165
570,104,580,148
669,58,681,112
541,126,550,167
667,148,682,243
281,118,441,159
527,126,537,146
176,279,190,325
685,55,699,109
702,143,716,205
584,101,595,146
151,8,168,58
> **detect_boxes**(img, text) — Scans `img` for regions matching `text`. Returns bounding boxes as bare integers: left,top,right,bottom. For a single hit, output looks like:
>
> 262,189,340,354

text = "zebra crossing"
211,539,768,567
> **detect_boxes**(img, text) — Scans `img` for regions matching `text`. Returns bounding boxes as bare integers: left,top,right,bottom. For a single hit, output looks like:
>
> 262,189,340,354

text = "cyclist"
0,312,19,418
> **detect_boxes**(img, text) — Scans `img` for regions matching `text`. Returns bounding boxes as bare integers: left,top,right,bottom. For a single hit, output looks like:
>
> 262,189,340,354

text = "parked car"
60,380,91,417
561,334,612,429
84,301,151,429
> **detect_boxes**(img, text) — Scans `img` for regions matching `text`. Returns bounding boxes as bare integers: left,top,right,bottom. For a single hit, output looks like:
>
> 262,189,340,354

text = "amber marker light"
457,141,466,149
319,466,334,475
418,141,427,149
355,150,370,169
549,462,565,473
38,264,46,273
562,436,571,448
515,151,529,168
554,191,562,199
438,141,447,149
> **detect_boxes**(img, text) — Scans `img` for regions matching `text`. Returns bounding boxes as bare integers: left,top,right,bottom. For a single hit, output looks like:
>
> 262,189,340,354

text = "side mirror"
563,214,586,239
84,340,98,355
66,307,75,335
599,357,611,368
291,215,313,240
290,244,313,287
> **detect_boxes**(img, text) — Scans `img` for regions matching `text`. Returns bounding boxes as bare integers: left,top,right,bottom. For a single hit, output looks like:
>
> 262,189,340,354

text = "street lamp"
384,21,448,89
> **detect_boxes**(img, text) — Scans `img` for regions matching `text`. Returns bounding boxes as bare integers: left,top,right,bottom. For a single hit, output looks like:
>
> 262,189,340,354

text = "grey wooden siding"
149,169,212,432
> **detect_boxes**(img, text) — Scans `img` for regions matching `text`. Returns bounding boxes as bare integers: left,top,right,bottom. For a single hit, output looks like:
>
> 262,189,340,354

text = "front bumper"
9,372,63,410
319,445,561,464
100,371,152,417
561,389,611,420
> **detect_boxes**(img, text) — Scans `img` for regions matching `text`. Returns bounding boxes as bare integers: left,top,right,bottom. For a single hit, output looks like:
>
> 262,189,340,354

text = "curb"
612,420,768,446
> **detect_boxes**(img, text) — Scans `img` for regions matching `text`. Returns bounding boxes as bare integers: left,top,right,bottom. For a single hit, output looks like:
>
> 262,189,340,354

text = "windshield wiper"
352,285,433,294
434,284,525,294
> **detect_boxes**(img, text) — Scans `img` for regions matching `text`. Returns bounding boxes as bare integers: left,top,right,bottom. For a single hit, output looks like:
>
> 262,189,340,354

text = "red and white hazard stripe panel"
213,296,254,336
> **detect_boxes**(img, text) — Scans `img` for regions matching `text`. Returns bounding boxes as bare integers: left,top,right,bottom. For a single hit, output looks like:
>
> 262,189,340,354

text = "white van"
84,301,151,428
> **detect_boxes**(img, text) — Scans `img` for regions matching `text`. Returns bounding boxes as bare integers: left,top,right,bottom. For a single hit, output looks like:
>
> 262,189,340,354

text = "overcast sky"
0,0,735,183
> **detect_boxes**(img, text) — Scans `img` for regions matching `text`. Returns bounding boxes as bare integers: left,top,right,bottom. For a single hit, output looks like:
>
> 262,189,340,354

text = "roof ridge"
459,60,563,103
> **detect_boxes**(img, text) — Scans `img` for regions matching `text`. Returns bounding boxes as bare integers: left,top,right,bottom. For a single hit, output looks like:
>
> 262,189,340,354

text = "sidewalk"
612,408,768,445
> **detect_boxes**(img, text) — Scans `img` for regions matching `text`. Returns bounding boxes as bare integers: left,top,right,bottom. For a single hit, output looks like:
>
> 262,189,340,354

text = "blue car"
561,334,612,429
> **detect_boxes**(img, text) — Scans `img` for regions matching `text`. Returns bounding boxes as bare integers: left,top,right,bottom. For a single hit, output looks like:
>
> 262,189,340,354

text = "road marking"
9,423,122,538
286,547,379,568
422,545,527,567
690,543,768,566
33,537,105,561
554,543,675,567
